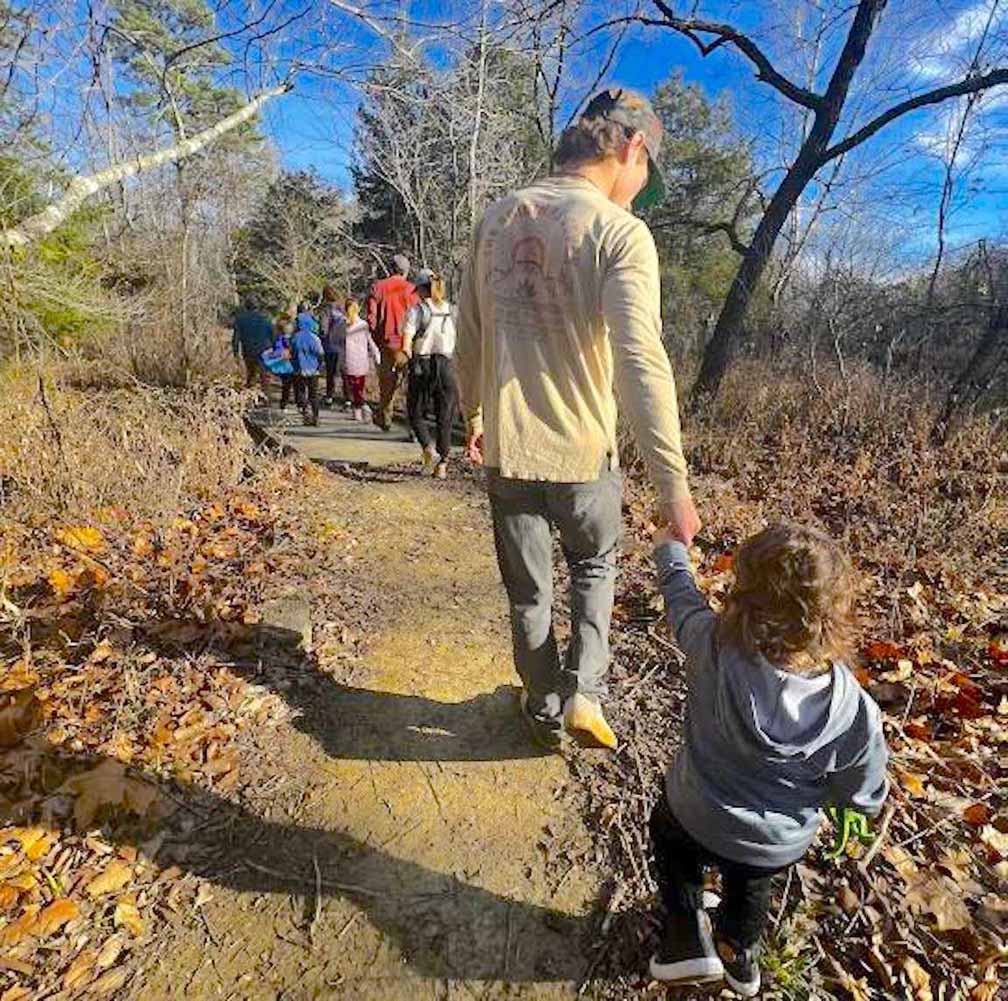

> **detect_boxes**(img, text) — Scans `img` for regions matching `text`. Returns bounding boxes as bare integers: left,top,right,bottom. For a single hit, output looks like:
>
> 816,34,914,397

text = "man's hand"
466,432,484,466
654,495,701,548
393,350,409,369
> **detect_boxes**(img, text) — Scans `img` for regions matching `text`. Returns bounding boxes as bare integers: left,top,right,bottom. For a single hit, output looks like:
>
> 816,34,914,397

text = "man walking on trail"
366,254,419,430
232,295,274,394
455,87,700,752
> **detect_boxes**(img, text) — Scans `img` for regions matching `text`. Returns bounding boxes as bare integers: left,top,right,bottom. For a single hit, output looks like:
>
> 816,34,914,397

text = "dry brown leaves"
0,459,331,998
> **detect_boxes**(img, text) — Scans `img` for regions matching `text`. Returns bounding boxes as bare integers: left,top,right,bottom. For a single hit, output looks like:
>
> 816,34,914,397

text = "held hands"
652,495,702,549
466,432,484,466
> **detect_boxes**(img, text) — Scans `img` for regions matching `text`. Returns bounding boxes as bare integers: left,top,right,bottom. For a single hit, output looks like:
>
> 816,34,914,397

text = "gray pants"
487,470,622,719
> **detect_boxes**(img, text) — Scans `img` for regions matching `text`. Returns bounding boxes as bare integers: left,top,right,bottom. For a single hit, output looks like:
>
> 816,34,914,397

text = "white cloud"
912,0,1001,80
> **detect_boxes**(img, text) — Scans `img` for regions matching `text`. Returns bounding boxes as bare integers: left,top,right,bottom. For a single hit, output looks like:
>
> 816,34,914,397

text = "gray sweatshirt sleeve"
653,541,717,671
827,694,890,817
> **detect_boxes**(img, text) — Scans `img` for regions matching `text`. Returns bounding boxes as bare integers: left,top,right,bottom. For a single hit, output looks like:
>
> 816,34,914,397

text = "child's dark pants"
280,374,294,408
649,789,785,948
295,374,319,421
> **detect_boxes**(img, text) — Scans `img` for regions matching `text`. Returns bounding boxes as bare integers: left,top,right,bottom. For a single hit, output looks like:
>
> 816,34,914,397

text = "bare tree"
637,0,1008,401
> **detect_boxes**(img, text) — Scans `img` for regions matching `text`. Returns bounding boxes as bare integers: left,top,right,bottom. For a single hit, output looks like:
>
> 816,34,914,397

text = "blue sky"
258,0,1008,267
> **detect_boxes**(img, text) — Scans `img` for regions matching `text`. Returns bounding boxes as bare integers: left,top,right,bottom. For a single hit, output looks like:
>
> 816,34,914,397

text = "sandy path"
133,470,600,1000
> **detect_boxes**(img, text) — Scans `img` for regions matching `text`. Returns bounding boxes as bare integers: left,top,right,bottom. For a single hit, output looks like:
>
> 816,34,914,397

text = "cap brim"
633,156,666,212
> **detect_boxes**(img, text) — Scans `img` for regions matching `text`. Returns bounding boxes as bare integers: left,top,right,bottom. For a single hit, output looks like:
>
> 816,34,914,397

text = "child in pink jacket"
343,299,380,422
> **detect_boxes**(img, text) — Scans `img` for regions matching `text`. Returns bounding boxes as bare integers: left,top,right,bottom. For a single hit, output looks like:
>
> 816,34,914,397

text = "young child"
291,313,324,426
272,318,296,411
342,299,380,422
648,522,888,996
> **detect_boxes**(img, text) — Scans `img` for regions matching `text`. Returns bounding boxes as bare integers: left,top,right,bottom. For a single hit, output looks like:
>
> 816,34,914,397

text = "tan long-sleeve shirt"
455,175,690,504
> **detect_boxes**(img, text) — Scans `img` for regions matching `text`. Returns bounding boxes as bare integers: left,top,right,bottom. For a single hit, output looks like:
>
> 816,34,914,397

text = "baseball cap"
392,253,411,274
580,87,666,211
415,267,434,287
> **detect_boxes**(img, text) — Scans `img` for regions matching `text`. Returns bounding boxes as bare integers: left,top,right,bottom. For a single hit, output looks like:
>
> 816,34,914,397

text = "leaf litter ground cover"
0,458,361,999
0,382,1005,1000
563,406,1006,1001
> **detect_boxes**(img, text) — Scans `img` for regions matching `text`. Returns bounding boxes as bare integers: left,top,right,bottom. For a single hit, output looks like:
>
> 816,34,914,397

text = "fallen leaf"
976,894,1008,934
838,885,860,913
902,957,932,1001
963,802,992,827
95,934,124,969
0,689,42,748
54,525,106,554
86,861,132,898
114,896,144,937
898,770,927,798
88,968,129,995
864,640,902,662
905,873,972,930
58,760,158,830
31,898,80,938
62,948,97,990
46,567,74,596
979,825,1008,859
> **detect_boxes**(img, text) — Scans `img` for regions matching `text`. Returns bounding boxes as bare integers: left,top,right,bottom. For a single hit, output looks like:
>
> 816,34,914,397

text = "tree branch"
651,215,750,255
823,68,1008,162
2,82,293,249
650,0,822,110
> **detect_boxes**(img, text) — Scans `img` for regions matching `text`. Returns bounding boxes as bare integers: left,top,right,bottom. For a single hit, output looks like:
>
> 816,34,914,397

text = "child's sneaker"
434,461,447,480
714,933,760,998
650,908,723,984
353,407,364,422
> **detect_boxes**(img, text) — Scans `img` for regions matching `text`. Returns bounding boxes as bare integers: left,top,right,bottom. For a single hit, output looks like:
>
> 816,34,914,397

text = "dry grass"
0,366,254,526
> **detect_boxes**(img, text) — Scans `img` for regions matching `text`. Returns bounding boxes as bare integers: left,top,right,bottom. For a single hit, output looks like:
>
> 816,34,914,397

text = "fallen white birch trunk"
2,81,292,249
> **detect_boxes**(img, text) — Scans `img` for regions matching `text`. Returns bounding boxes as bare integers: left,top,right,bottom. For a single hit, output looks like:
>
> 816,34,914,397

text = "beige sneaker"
563,693,618,750
422,444,438,469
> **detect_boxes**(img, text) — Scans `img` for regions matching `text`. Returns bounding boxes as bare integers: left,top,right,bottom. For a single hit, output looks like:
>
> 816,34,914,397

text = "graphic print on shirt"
484,203,577,346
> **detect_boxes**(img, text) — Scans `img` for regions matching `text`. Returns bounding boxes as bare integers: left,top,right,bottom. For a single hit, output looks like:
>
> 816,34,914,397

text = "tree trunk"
931,301,1008,443
689,0,887,402
2,82,291,249
691,153,823,400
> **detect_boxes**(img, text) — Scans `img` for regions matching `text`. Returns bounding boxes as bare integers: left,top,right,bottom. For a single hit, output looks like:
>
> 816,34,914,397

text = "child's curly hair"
718,522,856,672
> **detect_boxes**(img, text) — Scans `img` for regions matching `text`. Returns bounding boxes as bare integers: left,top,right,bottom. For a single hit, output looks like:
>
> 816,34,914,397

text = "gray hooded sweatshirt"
654,541,889,869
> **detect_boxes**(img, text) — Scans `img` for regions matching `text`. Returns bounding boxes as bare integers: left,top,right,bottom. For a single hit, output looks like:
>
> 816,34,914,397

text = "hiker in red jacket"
366,253,419,430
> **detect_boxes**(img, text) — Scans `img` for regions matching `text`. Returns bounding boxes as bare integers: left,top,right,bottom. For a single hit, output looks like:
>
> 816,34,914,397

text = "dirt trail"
133,469,601,1000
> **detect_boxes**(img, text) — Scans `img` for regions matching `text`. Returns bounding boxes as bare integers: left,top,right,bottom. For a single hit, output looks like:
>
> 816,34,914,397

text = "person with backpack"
365,254,419,430
319,285,348,408
402,269,459,479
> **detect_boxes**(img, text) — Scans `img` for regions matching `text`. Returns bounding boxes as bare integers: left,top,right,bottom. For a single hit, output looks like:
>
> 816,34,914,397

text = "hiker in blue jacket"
292,313,325,426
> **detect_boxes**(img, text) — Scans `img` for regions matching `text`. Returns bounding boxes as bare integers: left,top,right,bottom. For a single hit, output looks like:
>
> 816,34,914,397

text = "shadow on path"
140,619,549,764
2,737,605,984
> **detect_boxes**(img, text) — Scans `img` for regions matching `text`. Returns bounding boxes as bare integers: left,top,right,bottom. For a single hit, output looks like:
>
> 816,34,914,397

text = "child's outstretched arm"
652,532,717,670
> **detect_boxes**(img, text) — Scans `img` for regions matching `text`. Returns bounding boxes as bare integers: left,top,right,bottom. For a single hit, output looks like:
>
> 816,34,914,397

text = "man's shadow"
0,733,633,985
138,617,551,763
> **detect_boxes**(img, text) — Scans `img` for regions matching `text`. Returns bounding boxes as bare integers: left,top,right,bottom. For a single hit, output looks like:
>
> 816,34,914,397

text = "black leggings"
649,790,785,948
407,354,459,459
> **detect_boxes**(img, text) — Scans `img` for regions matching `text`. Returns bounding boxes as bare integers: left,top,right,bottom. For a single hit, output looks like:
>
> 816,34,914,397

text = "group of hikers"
240,87,891,996
232,263,459,479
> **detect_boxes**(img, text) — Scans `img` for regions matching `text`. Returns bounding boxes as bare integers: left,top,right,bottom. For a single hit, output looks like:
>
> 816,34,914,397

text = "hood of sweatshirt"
296,313,316,333
714,646,861,765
